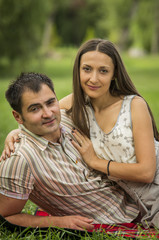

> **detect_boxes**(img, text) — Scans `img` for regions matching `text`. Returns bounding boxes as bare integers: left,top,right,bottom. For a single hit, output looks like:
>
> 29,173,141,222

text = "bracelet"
107,160,113,176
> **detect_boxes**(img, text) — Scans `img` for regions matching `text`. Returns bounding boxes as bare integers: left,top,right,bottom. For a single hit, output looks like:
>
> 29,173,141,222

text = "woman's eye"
100,69,107,73
83,67,91,72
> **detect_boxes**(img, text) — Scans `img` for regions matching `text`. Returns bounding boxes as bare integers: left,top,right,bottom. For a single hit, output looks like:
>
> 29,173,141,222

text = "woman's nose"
90,71,98,83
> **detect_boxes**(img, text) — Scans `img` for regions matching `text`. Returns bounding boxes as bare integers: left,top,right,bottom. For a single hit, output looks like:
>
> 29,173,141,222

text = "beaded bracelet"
107,160,113,176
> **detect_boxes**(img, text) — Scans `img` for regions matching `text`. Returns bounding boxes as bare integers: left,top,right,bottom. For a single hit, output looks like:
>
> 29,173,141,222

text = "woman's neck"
90,94,122,113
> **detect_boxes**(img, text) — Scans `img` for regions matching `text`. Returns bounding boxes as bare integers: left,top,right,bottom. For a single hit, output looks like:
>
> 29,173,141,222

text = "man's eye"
30,107,39,112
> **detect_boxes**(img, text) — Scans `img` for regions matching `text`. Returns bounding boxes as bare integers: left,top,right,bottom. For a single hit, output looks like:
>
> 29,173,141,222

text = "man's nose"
42,107,52,118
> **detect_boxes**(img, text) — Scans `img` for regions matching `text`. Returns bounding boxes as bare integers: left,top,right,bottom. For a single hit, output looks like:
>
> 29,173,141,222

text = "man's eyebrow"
27,97,56,111
46,97,56,103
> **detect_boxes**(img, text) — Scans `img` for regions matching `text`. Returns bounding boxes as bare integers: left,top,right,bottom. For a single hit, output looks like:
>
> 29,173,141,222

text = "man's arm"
0,194,94,230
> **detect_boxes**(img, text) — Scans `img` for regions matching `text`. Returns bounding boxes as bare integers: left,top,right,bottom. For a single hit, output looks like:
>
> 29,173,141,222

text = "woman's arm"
71,97,156,183
59,93,73,109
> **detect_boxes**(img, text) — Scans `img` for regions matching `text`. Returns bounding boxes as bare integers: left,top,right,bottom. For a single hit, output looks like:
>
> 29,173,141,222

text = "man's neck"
44,128,61,143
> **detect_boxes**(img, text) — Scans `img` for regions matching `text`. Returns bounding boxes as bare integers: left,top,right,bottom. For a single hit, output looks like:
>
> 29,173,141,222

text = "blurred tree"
0,0,157,66
151,0,159,53
52,0,106,46
129,0,159,53
0,0,52,65
96,0,159,53
98,0,138,50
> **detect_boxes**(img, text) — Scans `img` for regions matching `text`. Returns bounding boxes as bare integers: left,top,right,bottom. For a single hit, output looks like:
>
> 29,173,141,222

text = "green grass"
0,49,159,239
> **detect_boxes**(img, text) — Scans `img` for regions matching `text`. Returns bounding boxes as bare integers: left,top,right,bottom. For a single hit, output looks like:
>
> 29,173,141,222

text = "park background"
0,1,159,238
0,0,159,154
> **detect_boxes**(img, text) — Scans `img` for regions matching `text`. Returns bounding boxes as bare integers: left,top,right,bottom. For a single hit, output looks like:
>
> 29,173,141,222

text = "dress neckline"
89,96,127,136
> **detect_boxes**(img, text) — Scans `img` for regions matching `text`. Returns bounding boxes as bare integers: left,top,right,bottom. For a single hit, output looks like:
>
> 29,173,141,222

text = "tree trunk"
151,0,159,54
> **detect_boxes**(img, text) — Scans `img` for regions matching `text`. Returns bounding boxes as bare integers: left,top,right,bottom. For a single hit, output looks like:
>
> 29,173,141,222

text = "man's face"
14,84,61,142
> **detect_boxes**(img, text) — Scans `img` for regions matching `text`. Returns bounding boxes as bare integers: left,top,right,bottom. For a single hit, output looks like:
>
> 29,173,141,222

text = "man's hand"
54,215,94,230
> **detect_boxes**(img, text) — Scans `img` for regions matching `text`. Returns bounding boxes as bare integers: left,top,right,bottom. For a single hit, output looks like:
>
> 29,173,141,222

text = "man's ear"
12,110,23,124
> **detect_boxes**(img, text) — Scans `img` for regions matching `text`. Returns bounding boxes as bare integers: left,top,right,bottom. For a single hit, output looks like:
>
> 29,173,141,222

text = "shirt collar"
19,124,65,151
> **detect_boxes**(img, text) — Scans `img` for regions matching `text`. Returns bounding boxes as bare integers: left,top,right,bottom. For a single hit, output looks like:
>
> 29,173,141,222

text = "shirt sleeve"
0,153,34,200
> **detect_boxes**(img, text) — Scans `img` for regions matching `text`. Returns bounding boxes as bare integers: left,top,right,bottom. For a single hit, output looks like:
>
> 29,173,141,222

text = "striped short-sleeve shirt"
0,110,139,224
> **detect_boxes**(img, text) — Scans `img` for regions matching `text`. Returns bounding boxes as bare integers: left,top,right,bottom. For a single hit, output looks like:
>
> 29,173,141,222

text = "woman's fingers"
0,137,21,161
0,145,12,161
72,128,86,146
0,150,6,161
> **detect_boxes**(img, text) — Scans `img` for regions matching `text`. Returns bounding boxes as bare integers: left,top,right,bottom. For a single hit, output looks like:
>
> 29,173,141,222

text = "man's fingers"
73,216,94,230
76,220,94,230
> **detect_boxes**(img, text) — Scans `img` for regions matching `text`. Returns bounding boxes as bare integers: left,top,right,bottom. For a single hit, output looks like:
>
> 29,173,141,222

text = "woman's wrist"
90,157,108,173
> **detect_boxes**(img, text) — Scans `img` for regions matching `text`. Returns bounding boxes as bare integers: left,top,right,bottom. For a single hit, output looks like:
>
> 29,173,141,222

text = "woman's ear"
12,110,23,124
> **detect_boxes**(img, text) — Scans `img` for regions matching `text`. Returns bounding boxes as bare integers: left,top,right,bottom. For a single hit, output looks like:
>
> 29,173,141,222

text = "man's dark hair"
5,72,55,113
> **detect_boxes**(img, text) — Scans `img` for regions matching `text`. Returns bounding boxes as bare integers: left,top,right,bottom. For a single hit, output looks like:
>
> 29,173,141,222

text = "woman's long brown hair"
67,39,159,141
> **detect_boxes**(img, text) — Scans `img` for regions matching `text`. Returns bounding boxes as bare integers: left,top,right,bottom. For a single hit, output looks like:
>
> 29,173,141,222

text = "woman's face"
80,51,115,100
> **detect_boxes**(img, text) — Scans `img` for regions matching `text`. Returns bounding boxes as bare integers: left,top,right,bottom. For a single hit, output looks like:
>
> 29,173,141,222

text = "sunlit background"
0,0,159,153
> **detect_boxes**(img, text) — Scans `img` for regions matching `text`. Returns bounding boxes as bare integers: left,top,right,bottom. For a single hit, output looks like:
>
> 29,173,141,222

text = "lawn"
0,49,159,239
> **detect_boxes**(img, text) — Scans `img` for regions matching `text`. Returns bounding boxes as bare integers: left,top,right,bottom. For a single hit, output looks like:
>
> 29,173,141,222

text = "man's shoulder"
13,133,40,156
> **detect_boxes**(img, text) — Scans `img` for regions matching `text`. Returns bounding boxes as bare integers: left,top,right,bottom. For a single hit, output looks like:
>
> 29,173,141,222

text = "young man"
0,73,139,230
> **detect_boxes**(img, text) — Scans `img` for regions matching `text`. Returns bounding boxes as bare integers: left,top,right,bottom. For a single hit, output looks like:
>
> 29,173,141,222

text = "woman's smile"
87,84,101,91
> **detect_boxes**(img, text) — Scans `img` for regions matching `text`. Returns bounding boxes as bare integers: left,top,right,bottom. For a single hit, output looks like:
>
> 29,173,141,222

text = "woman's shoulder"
124,95,147,109
59,93,73,110
130,96,151,127
131,95,148,110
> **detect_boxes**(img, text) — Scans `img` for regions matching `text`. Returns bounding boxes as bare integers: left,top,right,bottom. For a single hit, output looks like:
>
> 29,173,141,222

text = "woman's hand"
0,129,20,161
70,128,99,168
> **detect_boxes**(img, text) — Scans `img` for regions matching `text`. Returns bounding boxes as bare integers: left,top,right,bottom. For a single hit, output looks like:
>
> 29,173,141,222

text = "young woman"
1,39,159,228
60,39,159,228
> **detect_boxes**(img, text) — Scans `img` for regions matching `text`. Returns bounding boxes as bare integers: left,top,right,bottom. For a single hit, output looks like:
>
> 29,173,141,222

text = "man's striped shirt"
0,110,139,224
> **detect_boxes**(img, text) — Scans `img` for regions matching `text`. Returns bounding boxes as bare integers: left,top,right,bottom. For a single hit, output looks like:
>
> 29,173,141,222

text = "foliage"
0,0,52,65
0,0,159,74
52,0,106,46
129,0,159,52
